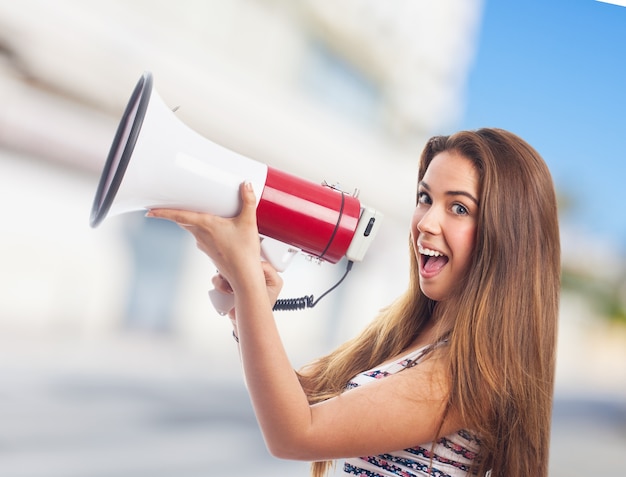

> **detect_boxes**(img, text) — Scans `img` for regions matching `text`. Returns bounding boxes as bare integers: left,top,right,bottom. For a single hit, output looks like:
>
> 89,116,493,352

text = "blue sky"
458,0,626,251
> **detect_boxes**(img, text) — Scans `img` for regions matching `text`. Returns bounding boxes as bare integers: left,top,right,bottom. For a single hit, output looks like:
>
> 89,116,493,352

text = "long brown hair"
301,128,560,477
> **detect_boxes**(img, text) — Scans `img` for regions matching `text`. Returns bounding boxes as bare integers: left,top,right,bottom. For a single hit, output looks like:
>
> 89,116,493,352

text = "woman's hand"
146,181,262,286
211,261,283,329
147,181,283,325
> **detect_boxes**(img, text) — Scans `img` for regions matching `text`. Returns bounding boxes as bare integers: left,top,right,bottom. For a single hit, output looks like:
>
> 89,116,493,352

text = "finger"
260,261,283,304
261,260,283,283
238,181,258,224
211,273,233,294
146,208,208,226
260,260,280,281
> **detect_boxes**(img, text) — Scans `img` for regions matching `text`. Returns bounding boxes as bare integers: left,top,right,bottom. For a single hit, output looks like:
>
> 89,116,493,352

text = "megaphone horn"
90,71,382,266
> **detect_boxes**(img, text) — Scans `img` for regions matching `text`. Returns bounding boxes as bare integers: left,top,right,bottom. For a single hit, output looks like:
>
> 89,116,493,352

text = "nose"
416,206,442,235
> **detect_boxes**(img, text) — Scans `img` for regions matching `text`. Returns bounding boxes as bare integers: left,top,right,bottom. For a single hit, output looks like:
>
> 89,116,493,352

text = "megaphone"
90,72,382,311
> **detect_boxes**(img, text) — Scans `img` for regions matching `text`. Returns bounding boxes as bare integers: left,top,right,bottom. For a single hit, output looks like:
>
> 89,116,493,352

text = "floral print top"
342,343,481,477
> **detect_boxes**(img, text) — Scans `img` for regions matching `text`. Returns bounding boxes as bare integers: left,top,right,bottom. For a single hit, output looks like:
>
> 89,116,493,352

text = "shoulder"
386,348,450,402
301,350,462,460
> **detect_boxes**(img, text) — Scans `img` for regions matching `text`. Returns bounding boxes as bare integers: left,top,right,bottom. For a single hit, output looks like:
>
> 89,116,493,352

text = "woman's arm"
147,182,461,461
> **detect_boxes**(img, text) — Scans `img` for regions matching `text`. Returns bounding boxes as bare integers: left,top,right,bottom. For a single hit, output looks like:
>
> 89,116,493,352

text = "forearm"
147,185,316,456
232,268,313,457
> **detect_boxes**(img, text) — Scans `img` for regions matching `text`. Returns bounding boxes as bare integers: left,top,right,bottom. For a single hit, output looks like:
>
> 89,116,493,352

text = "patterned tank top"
342,343,481,477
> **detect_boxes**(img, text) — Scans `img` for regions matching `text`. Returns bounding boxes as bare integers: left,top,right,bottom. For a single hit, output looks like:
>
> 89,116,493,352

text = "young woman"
147,128,561,477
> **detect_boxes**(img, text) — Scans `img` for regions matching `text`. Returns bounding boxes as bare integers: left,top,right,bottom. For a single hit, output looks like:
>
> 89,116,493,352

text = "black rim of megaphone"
89,71,153,227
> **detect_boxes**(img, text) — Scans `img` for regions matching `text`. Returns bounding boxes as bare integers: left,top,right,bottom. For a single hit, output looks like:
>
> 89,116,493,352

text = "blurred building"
0,0,483,354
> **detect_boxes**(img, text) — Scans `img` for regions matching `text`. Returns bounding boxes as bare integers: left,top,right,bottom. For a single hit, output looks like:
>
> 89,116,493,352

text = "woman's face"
411,151,479,301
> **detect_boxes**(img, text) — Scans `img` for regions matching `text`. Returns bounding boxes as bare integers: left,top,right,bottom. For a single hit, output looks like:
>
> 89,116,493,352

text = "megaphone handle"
208,288,235,316
208,237,300,315
259,236,300,273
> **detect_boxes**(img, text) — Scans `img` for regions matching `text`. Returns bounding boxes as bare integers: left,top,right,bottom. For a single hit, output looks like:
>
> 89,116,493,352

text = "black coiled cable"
272,295,315,311
272,260,354,311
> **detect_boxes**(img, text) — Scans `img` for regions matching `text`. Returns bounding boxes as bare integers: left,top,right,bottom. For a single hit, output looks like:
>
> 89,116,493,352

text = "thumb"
239,181,258,222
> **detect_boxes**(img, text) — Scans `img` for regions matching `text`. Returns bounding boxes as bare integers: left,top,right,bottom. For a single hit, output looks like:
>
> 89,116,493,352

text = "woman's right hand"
211,261,284,333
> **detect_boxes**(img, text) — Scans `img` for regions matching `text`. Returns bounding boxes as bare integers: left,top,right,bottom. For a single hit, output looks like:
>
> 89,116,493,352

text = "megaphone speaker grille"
90,72,153,227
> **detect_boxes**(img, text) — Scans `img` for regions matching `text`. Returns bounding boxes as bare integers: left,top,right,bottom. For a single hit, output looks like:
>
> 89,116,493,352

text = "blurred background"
0,1,624,476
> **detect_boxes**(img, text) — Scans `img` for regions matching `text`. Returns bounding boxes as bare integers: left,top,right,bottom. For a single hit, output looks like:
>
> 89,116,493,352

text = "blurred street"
0,331,310,477
0,327,624,477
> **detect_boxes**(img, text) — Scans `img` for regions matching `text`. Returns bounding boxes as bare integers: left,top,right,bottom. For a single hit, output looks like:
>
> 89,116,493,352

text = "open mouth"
418,245,449,274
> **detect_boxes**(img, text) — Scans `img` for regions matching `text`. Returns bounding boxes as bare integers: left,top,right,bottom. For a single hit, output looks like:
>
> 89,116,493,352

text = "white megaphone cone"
90,72,267,226
90,72,382,313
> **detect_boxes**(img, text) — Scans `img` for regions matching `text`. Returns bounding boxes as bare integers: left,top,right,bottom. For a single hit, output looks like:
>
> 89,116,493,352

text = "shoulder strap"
405,336,449,369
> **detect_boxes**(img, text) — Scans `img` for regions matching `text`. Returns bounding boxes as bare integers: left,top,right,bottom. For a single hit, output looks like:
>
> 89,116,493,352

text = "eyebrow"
419,181,479,205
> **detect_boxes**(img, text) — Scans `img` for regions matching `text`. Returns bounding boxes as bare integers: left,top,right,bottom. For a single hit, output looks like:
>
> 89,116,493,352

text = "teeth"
418,245,444,257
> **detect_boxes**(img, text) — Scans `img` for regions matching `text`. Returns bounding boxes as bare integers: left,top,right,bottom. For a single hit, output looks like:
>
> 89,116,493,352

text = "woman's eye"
418,192,431,205
452,203,469,215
